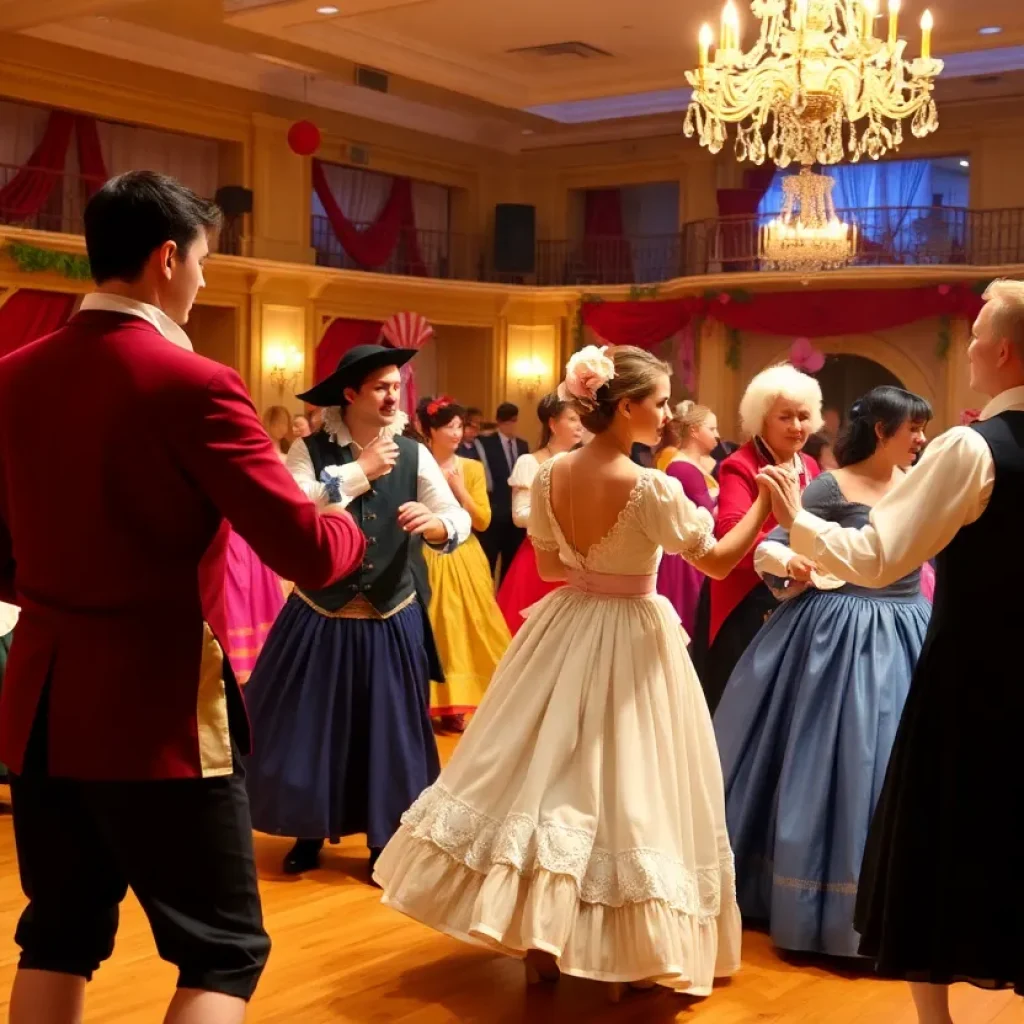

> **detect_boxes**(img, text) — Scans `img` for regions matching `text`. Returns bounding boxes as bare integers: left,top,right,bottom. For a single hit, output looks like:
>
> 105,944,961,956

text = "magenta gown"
223,528,286,684
656,458,718,638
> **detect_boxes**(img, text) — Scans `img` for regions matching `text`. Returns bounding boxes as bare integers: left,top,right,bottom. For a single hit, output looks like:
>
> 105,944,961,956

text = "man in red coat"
0,171,365,1023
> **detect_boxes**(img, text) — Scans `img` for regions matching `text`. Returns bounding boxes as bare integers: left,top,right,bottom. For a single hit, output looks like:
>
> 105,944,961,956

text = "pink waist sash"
565,568,658,597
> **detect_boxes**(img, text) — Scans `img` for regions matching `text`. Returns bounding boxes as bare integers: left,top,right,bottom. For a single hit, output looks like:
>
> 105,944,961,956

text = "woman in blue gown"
714,386,933,958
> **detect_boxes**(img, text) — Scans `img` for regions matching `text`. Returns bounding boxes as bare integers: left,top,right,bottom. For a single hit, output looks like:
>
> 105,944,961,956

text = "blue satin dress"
713,472,931,957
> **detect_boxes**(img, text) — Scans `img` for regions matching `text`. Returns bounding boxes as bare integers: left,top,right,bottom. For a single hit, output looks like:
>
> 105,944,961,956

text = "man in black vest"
478,402,528,584
761,279,1024,1024
244,345,471,878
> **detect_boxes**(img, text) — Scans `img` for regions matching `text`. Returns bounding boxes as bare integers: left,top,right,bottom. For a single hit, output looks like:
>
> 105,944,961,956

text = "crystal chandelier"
759,167,858,271
683,0,943,167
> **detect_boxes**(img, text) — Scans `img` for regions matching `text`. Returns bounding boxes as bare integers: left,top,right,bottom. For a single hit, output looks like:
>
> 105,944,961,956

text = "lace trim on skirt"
400,784,736,919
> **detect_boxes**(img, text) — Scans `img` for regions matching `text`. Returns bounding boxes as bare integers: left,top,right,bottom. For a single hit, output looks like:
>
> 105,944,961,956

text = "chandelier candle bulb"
863,0,877,39
921,9,933,58
722,1,740,51
699,23,713,66
888,0,900,46
682,0,943,165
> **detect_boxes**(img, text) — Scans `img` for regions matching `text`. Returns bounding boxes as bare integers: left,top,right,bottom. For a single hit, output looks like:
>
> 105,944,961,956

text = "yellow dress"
655,446,679,473
427,457,511,716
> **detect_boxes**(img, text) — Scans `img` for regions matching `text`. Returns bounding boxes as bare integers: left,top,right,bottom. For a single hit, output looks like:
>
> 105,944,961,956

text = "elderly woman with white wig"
694,364,822,713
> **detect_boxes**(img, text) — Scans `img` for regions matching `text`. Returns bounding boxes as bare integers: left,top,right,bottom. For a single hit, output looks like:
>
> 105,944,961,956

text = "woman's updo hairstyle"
416,395,466,436
568,346,671,435
536,392,570,448
659,400,712,451
833,385,932,467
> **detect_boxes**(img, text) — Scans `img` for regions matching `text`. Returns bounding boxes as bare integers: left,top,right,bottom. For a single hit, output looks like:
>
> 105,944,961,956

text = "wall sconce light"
266,343,303,394
513,356,547,398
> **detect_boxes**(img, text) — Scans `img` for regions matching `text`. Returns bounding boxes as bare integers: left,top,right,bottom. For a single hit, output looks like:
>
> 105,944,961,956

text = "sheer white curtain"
313,164,392,224
0,100,50,170
96,120,219,198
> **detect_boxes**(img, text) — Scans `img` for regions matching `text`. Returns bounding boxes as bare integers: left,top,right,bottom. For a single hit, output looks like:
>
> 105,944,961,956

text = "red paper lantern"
287,120,321,157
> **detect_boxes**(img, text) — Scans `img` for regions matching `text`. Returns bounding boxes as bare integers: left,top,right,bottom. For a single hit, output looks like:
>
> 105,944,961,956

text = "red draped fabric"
581,285,985,348
584,188,633,283
315,317,382,384
75,115,109,197
0,110,108,223
312,161,426,276
0,111,76,221
0,289,78,359
710,285,984,336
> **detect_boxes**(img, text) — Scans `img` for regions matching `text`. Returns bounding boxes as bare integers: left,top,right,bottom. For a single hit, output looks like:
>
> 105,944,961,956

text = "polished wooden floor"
0,772,1018,1023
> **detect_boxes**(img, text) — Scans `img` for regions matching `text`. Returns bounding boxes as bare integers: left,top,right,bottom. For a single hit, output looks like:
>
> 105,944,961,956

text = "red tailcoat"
0,311,365,780
709,440,819,642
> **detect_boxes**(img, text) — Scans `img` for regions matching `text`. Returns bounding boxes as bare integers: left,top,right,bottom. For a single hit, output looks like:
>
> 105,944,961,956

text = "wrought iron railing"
680,205,1024,275
311,215,484,280
0,163,244,256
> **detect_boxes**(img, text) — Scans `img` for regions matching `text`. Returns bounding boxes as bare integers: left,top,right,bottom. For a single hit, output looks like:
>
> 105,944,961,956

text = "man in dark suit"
0,171,365,1023
477,402,529,584
456,406,485,463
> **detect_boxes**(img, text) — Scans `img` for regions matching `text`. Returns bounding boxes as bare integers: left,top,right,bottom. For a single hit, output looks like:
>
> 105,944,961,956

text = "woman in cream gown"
375,345,773,999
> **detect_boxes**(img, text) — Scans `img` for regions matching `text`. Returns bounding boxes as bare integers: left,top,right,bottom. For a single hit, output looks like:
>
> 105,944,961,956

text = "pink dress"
223,528,286,684
656,458,719,638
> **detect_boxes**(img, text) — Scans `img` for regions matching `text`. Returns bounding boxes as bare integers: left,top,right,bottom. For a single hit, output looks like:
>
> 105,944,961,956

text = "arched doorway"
815,354,902,419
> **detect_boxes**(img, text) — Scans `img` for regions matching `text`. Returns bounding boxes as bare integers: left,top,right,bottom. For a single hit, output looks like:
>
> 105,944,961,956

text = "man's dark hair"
84,171,222,285
465,406,483,420
496,402,519,423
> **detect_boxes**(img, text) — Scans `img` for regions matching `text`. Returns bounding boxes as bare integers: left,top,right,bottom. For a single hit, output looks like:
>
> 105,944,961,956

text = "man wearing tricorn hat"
244,344,471,877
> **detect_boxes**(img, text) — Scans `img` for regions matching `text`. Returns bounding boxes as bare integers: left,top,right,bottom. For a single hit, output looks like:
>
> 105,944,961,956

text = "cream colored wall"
696,318,978,442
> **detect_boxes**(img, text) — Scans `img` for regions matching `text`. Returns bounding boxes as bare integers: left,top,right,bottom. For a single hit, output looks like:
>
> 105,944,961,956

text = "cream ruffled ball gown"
374,456,741,995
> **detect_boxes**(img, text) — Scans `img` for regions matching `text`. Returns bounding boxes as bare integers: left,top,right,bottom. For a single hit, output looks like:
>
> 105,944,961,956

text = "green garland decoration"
573,292,604,349
626,283,660,301
6,242,91,280
935,314,951,359
725,327,742,370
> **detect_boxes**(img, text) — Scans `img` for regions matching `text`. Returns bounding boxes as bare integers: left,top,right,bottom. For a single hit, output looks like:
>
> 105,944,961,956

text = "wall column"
250,114,315,265
697,319,740,439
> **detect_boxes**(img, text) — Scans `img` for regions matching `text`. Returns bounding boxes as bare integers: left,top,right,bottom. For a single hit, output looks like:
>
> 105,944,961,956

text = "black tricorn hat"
297,344,416,407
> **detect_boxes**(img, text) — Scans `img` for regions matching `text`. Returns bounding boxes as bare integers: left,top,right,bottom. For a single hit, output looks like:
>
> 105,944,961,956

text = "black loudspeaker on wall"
215,185,254,217
493,203,536,274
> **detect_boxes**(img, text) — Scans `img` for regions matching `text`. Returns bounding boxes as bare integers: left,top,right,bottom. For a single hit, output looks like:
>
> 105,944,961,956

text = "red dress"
495,453,563,636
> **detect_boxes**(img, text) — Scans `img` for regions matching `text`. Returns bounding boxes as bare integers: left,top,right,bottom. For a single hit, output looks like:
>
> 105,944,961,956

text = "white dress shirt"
0,601,17,635
80,293,194,352
790,385,1024,588
286,420,471,550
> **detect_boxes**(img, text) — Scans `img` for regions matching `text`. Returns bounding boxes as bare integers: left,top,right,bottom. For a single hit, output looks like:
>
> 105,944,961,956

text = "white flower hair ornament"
557,345,615,411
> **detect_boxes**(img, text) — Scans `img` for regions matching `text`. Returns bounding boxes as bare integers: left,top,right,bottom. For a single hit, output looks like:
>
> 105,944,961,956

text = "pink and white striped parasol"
381,311,434,419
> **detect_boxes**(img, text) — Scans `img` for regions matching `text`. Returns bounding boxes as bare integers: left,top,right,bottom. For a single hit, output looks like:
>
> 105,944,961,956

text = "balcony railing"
311,215,484,280
0,163,244,256
681,205,1024,275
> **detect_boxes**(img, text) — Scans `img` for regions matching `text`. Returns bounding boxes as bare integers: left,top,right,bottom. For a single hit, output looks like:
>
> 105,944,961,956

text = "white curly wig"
739,363,824,439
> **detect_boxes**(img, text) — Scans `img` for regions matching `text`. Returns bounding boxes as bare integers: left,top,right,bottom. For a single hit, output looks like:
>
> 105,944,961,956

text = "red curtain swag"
312,162,426,276
583,188,633,283
581,284,985,350
0,111,109,222
314,317,383,384
0,289,79,360
75,115,109,197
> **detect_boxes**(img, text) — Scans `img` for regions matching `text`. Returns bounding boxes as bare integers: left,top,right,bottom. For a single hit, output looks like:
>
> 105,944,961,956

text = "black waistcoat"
918,411,1024,681
300,430,420,614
